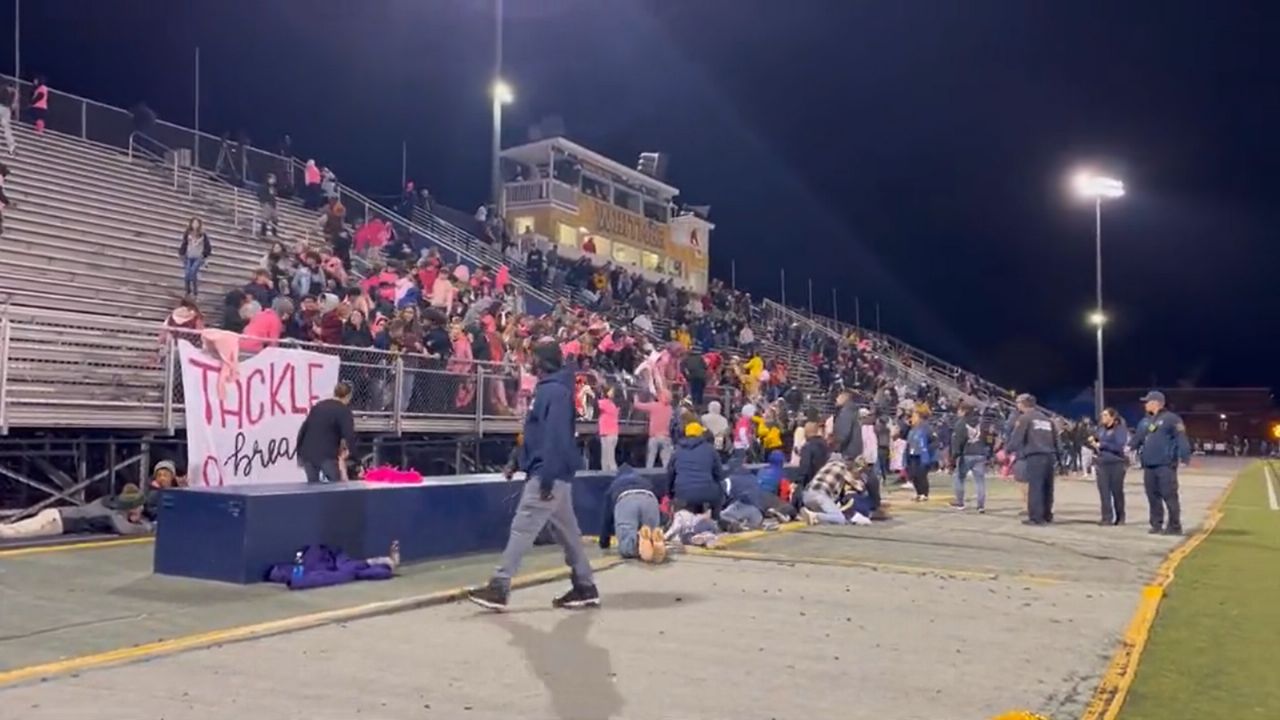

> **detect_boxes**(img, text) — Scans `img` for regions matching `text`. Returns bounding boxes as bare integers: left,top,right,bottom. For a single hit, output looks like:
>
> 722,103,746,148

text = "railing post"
173,152,179,191
162,334,177,434
0,314,10,436
393,357,404,436
127,133,134,161
475,365,485,437
80,101,86,139
233,186,240,226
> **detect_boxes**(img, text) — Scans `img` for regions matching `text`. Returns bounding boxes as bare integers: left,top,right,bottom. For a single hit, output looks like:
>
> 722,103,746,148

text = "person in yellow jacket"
754,406,784,454
741,352,764,398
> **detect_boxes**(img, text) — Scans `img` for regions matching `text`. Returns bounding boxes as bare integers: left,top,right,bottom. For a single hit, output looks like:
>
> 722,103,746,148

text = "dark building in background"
1108,387,1278,443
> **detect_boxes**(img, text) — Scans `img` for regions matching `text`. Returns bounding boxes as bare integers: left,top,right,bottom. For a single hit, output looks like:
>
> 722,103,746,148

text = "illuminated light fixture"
492,79,514,105
1088,311,1107,326
1073,172,1125,200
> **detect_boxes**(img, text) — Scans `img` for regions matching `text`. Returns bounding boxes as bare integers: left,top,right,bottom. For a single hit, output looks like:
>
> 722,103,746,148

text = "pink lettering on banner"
268,363,289,416
244,368,267,426
307,362,325,410
200,454,225,487
180,344,340,486
190,357,222,425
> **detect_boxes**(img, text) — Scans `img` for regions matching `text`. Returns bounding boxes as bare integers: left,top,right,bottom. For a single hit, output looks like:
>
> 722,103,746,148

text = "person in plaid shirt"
800,456,867,525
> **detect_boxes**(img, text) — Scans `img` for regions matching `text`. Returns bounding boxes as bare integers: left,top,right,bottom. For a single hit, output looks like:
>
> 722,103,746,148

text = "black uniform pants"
1096,462,1126,523
1024,454,1055,523
1143,465,1181,530
906,455,929,497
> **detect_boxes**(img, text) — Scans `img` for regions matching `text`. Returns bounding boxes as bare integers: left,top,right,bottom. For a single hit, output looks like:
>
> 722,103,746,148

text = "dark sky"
8,0,1279,399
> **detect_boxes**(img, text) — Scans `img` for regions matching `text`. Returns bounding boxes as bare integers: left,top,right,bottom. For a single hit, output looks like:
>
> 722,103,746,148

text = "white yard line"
1264,463,1279,511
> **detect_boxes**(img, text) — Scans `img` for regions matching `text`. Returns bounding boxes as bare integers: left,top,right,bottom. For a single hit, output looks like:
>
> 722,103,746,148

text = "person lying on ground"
143,460,187,522
0,485,152,540
598,464,666,563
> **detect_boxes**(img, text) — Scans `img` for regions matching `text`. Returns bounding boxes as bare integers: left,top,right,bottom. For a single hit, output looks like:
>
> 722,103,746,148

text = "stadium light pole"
1073,171,1125,415
491,79,513,217
490,0,507,218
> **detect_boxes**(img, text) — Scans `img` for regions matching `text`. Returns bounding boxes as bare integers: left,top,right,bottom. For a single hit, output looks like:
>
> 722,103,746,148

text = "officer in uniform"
1128,390,1192,535
1007,393,1059,525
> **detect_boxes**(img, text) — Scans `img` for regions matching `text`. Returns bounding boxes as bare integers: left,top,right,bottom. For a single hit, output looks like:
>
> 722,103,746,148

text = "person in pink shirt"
597,386,620,471
633,390,674,468
240,297,293,354
430,271,456,311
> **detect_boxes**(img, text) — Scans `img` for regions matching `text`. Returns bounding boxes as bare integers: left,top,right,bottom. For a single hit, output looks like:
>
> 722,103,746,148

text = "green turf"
1119,462,1280,719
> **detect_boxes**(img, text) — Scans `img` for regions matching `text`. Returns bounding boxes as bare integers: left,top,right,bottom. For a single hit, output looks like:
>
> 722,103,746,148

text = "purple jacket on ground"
266,544,393,590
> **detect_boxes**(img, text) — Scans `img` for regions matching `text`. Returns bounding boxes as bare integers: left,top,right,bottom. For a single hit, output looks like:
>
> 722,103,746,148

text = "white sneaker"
800,508,818,526
850,513,872,526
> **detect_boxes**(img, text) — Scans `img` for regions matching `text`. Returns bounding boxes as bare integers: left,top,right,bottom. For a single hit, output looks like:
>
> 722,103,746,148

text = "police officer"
1007,393,1059,525
1128,390,1192,535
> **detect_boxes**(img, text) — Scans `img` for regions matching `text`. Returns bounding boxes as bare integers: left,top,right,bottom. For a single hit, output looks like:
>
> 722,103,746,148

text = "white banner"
179,342,341,487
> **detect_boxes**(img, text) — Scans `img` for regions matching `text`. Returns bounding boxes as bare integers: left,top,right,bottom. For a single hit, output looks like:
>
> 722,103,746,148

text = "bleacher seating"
0,125,317,322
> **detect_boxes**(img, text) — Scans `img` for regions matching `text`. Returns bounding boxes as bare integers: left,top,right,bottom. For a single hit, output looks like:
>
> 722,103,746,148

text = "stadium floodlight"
1069,168,1126,416
492,79,515,105
1073,172,1126,200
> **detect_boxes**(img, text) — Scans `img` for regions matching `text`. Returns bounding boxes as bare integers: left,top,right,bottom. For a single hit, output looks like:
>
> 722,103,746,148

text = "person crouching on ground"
800,455,862,526
668,421,727,520
0,484,151,540
598,464,666,563
469,339,600,612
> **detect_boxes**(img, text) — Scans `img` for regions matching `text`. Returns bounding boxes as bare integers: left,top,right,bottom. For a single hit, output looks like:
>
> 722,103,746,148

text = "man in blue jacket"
470,340,599,611
1128,391,1192,535
667,421,727,519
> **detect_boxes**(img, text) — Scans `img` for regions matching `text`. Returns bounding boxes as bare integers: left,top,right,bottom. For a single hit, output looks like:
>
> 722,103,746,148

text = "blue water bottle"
290,551,305,585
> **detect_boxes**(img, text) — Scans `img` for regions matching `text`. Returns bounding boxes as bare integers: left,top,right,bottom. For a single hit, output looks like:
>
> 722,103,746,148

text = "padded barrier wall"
154,469,666,584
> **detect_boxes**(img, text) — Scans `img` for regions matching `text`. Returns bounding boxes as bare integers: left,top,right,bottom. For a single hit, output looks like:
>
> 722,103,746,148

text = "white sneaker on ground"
850,513,872,526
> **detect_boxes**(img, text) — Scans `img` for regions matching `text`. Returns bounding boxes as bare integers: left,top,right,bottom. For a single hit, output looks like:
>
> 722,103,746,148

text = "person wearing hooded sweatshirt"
0,484,152,539
732,403,756,464
633,390,674,469
950,401,993,512
598,465,665,562
470,340,599,612
721,457,766,531
668,421,727,519
756,449,787,496
701,400,731,457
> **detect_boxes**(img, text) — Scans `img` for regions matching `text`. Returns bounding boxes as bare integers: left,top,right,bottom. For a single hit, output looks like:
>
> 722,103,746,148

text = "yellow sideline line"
1076,468,1240,720
0,536,154,558
0,556,622,688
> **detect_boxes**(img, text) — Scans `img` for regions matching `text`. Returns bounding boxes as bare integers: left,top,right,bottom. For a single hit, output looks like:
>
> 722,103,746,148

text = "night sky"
7,1,1279,401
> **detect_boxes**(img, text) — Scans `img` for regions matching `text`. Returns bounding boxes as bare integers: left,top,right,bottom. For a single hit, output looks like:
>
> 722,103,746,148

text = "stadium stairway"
1,124,321,323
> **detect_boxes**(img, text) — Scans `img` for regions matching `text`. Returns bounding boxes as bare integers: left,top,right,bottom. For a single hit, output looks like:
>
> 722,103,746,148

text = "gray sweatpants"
495,477,595,589
613,490,660,558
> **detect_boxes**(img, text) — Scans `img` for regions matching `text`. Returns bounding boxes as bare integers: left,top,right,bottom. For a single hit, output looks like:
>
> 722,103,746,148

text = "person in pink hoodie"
240,297,293,354
633,390,674,468
597,385,621,471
